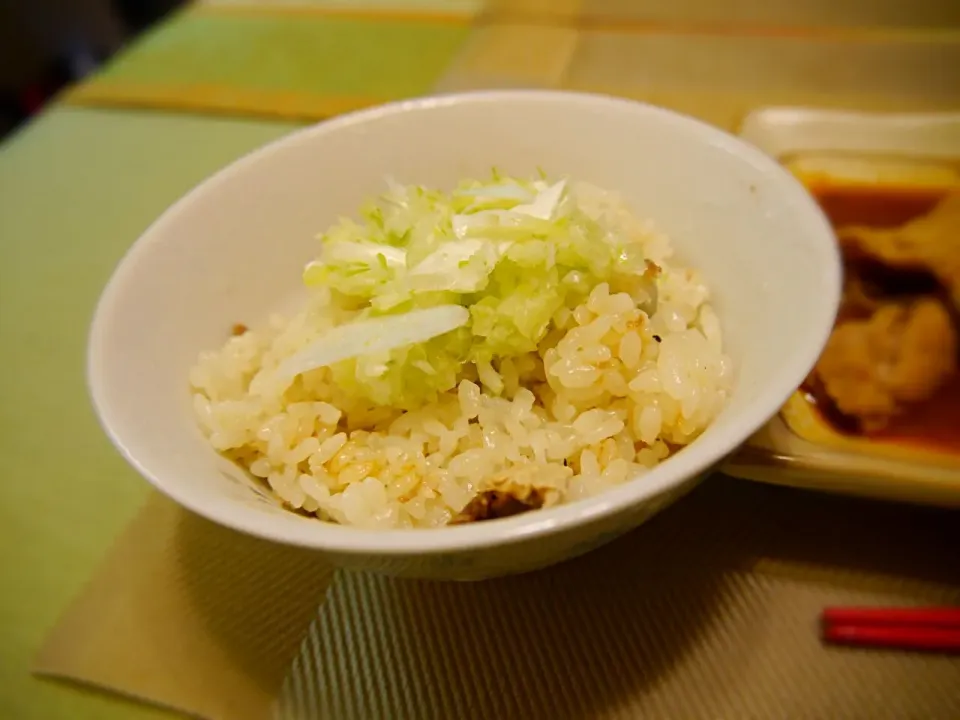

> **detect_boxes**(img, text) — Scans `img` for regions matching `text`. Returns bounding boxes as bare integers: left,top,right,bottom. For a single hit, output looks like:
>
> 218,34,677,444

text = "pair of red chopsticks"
821,607,960,654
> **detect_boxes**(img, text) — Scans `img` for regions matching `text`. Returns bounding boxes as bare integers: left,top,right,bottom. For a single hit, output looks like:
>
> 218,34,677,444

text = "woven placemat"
35,476,960,719
276,477,960,719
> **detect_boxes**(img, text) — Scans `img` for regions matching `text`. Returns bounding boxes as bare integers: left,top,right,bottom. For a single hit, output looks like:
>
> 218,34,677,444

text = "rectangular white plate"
724,106,960,508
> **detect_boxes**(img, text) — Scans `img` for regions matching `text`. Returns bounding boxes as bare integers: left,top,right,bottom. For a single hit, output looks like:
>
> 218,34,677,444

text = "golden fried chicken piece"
837,273,885,323
815,298,958,431
838,193,960,308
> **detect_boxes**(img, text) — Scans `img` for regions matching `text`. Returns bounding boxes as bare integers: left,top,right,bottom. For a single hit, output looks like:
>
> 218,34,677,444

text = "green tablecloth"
0,108,300,719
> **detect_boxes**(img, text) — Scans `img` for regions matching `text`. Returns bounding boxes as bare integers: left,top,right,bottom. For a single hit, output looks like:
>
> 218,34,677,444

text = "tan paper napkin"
34,494,336,720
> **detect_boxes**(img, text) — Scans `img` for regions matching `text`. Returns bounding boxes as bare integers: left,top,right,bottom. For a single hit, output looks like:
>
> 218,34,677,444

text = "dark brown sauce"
802,180,960,455
846,259,938,297
803,379,960,455
801,389,861,435
871,377,960,453
806,182,946,228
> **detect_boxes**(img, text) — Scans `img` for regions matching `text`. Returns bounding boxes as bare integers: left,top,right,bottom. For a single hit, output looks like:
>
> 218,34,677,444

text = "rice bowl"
87,90,840,579
190,176,734,529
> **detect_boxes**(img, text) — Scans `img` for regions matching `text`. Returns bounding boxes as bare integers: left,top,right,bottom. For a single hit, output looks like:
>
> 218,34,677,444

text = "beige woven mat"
437,0,960,130
485,0,960,28
274,477,960,719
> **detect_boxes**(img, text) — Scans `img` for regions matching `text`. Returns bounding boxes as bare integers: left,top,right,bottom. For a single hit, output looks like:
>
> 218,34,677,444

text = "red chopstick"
823,606,960,629
821,607,960,653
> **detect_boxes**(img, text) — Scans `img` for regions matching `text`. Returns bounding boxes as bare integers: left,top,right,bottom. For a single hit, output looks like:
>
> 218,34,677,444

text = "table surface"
0,107,301,719
3,1,959,717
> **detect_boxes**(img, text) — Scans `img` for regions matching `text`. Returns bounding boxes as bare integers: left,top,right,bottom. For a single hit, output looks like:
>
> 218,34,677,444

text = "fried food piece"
837,273,885,323
449,471,561,524
838,193,960,308
450,488,546,524
814,298,958,431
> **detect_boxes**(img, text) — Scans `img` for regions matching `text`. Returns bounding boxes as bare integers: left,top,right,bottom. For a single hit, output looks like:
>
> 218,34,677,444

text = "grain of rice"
578,344,613,365
457,380,481,419
423,418,448,438
618,331,643,369
549,358,602,389
439,430,459,457
287,437,320,465
586,283,610,313
299,473,331,503
387,472,420,501
601,458,630,484
635,404,663,445
614,430,635,461
598,438,620,467
573,409,624,445
476,359,504,394
573,305,594,325
602,369,629,397
628,369,661,394
309,436,345,471
339,461,376,485
580,448,601,478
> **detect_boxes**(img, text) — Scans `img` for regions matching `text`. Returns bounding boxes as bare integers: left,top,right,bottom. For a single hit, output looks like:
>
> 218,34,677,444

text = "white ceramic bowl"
88,90,840,580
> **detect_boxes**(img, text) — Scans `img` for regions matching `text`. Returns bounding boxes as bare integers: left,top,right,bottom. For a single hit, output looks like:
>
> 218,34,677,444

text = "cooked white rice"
190,183,734,529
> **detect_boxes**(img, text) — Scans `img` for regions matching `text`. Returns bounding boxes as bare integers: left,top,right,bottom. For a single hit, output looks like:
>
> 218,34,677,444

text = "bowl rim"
88,89,841,556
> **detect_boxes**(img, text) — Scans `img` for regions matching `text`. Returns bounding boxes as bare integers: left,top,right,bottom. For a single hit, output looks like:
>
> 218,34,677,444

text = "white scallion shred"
276,305,469,384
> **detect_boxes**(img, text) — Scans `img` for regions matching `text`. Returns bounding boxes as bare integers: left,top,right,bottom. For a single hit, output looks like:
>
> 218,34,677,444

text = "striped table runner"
63,0,960,129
